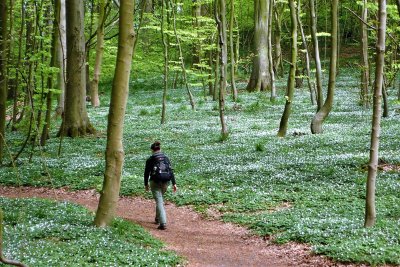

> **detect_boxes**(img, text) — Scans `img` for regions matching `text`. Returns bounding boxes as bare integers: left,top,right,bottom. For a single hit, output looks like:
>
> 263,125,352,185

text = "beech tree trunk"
273,1,284,77
215,0,228,139
310,0,338,134
246,0,271,92
94,0,136,227
365,0,386,228
277,0,297,137
0,0,7,164
58,0,95,137
90,0,107,108
309,0,323,110
360,0,369,108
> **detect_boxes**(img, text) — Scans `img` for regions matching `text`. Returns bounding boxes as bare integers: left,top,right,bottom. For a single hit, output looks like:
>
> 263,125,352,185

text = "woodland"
0,0,399,266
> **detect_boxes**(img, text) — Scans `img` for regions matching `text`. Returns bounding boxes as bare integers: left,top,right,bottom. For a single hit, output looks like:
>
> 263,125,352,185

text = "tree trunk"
273,1,284,77
365,0,386,228
229,0,238,101
170,0,195,110
94,0,136,227
309,0,323,110
310,0,338,134
360,0,369,108
268,0,276,101
90,0,107,108
246,0,271,92
215,0,228,139
161,0,169,124
297,0,316,105
0,0,7,164
41,0,61,146
277,0,297,137
58,0,95,137
396,0,400,16
56,0,66,117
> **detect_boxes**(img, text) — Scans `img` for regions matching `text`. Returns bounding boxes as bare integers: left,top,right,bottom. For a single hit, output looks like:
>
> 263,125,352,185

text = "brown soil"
0,186,369,267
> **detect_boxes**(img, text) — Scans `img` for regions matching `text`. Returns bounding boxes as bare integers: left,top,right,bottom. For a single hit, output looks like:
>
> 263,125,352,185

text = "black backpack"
152,154,172,182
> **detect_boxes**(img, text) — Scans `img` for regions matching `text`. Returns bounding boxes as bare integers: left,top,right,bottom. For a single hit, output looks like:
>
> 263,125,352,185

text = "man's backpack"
152,155,172,182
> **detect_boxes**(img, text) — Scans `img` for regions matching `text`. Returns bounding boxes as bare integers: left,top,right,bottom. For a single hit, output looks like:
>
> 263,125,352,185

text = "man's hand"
145,185,149,192
173,184,177,193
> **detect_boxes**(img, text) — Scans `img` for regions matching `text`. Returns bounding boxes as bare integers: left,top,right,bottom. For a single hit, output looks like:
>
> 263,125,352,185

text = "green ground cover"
0,198,181,266
1,68,399,265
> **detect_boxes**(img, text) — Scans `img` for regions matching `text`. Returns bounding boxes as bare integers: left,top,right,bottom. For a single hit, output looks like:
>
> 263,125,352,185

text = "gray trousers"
150,180,169,224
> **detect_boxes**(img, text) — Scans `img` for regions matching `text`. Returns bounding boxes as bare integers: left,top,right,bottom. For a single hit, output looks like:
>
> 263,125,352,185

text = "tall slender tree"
229,0,238,101
0,0,7,164
90,0,108,108
161,0,169,124
215,0,228,139
95,0,136,227
58,0,95,137
360,0,369,108
277,0,297,137
310,0,338,134
309,0,323,110
365,0,387,228
246,0,271,92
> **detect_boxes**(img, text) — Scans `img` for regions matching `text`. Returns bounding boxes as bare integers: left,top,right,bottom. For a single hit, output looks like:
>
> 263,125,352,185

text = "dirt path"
0,186,365,267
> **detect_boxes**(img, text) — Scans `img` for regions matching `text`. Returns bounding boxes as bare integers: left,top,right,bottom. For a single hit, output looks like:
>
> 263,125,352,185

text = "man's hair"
151,141,161,151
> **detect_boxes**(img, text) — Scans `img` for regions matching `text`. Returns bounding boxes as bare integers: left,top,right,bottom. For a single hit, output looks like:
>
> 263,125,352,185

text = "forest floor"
0,186,370,267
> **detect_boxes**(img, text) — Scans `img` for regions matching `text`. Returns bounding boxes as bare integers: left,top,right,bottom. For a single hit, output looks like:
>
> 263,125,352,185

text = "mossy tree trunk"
56,0,66,117
0,0,7,164
94,0,136,227
215,0,228,139
229,0,238,101
268,0,276,101
310,0,338,134
277,0,297,137
365,0,386,228
246,0,271,92
58,0,95,137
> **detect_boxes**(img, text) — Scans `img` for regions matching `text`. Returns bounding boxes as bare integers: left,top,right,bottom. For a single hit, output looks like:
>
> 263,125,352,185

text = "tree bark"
90,0,107,108
246,0,271,92
310,0,338,134
0,0,7,164
215,0,228,139
309,0,323,110
360,0,369,108
396,0,400,16
277,0,297,137
58,0,95,137
365,0,386,228
273,1,284,77
94,0,136,227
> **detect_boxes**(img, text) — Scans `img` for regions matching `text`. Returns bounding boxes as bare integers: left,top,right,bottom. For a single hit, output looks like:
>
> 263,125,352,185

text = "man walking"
144,141,177,230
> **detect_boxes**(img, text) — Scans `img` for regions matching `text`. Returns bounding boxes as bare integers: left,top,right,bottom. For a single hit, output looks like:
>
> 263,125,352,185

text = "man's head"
151,141,161,152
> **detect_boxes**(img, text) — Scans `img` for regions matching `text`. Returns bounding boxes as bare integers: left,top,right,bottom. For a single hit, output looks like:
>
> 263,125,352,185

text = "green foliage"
0,198,181,266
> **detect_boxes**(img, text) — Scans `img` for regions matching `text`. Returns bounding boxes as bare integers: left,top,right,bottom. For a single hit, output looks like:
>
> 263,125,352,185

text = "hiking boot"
154,218,159,224
157,223,167,230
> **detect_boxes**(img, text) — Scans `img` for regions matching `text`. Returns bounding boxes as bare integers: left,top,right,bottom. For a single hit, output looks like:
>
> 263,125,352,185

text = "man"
144,141,177,230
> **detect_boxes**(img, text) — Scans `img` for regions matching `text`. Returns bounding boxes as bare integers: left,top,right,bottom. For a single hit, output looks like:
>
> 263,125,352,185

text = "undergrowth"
0,198,182,266
1,68,399,265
